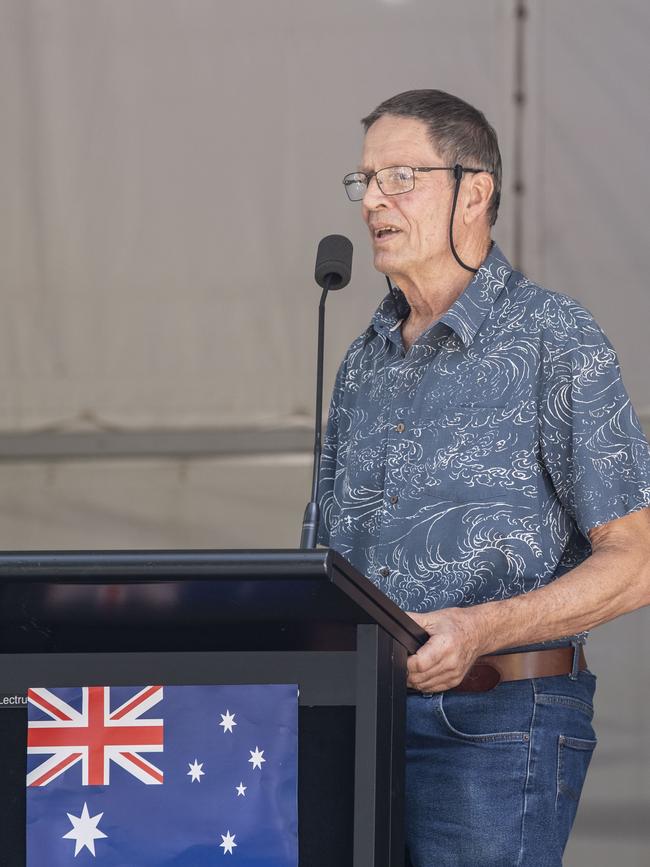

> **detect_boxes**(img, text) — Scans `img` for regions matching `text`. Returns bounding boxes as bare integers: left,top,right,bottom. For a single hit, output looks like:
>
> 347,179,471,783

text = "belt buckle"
452,662,502,693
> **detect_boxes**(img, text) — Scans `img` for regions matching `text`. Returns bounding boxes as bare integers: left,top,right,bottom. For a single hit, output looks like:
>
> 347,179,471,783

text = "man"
318,90,650,866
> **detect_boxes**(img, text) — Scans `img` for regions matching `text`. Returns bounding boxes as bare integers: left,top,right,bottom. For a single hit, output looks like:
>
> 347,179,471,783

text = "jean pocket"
555,733,597,847
436,688,531,743
557,735,597,801
535,669,596,720
535,693,594,720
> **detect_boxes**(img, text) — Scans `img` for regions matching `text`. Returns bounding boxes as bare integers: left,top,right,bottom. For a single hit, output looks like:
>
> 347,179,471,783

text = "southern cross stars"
187,759,205,782
219,709,237,733
220,830,237,855
62,802,107,856
236,782,247,797
248,746,265,769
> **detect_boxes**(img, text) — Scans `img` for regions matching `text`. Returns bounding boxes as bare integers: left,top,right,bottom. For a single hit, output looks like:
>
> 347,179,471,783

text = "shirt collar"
440,243,513,346
371,243,514,347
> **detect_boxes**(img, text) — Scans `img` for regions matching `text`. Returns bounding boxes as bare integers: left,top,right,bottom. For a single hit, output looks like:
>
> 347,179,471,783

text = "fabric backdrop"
4,0,646,437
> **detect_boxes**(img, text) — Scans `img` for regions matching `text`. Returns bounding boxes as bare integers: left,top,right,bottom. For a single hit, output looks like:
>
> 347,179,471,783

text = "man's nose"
362,175,388,209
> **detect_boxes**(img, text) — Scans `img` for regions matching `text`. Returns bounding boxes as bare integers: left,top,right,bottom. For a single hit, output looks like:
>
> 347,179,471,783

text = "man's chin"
373,250,399,274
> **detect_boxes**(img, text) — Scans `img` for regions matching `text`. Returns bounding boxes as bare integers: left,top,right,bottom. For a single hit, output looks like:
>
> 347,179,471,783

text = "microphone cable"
449,164,479,274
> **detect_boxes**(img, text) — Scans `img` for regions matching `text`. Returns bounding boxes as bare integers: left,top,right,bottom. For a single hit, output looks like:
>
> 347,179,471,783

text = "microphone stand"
300,274,333,548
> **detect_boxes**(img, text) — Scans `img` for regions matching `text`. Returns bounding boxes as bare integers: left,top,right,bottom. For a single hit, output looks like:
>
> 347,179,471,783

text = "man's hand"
406,607,487,693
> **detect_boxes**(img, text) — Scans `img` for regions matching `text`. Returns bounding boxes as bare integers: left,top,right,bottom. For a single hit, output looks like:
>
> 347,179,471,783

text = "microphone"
314,234,353,290
300,235,353,548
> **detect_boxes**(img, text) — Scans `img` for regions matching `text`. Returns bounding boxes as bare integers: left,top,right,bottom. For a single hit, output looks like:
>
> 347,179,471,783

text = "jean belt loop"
569,636,585,681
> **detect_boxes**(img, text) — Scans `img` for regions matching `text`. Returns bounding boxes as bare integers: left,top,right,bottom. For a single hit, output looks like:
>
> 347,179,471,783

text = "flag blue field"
26,684,298,866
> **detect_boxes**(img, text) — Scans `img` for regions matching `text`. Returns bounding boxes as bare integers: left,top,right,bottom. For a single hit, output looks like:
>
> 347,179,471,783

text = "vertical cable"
513,0,528,270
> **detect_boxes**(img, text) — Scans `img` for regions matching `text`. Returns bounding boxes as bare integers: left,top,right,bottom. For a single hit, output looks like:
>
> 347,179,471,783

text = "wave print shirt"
318,243,650,619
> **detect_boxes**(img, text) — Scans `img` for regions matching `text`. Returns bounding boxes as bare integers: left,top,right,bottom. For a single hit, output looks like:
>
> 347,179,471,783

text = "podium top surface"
0,548,428,654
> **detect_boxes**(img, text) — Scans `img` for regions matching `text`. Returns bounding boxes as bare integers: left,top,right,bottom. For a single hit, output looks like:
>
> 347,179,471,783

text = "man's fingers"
408,669,460,690
405,612,479,692
408,643,462,675
407,639,472,692
407,650,438,675
407,668,466,693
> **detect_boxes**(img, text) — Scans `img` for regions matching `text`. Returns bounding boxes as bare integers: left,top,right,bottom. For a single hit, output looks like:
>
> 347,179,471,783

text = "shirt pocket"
406,403,538,504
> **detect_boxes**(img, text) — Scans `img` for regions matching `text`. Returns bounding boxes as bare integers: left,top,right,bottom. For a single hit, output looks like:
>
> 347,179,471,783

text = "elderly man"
318,90,650,866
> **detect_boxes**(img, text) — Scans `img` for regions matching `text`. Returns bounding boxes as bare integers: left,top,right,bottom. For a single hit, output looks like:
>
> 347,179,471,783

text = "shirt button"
379,566,390,578
390,495,399,505
395,422,405,433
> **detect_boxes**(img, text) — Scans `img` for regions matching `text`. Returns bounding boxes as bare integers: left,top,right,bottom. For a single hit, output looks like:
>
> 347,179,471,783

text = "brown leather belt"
449,646,587,693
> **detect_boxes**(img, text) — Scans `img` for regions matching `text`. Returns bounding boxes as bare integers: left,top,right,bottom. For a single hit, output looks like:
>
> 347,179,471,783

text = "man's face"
360,114,454,282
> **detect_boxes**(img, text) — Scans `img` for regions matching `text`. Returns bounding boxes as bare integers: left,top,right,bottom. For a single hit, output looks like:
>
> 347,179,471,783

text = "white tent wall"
0,0,516,432
0,2,649,865
0,455,313,550
521,1,650,409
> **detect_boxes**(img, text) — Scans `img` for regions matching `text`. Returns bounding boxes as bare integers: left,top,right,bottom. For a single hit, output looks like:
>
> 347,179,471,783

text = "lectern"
0,548,426,867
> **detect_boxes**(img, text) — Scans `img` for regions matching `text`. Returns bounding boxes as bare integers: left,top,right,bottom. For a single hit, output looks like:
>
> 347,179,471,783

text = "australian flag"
26,684,298,866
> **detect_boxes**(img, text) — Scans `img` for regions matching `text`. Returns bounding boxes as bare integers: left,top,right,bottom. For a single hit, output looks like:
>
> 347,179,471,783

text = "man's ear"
464,172,494,225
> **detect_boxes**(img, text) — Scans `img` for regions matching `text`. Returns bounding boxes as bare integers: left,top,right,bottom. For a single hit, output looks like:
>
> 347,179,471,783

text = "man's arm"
406,507,650,693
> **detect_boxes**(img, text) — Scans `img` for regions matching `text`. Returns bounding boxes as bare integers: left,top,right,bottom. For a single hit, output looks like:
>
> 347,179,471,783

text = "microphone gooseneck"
300,235,353,549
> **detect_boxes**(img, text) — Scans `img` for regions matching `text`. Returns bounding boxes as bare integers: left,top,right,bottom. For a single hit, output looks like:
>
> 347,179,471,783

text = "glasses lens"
376,166,414,195
343,173,367,201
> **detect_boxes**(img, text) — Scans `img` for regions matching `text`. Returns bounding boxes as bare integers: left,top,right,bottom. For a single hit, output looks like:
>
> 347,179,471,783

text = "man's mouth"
372,226,402,240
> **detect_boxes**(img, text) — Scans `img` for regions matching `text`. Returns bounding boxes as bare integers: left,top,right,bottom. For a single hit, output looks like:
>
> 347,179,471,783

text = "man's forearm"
407,509,650,692
466,535,650,657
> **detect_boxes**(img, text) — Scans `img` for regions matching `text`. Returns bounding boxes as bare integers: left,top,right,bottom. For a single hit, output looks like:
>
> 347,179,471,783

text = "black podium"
0,548,426,867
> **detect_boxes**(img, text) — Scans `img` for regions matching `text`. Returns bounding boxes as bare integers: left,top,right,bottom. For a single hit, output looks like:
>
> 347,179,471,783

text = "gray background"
0,1,648,863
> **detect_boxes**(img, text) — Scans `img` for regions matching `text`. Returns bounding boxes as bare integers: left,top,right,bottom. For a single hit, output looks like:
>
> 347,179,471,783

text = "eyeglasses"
342,164,488,201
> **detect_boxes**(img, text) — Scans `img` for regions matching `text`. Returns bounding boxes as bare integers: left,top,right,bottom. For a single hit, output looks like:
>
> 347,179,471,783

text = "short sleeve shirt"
318,244,650,616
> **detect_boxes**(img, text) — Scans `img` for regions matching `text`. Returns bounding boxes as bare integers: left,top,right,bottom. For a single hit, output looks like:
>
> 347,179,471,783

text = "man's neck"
395,236,491,351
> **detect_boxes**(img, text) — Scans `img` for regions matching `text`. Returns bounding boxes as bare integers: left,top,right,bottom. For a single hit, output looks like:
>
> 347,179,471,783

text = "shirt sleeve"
317,357,348,547
540,309,650,536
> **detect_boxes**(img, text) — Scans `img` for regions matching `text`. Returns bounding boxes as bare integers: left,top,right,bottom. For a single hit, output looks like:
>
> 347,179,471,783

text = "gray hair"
362,89,502,226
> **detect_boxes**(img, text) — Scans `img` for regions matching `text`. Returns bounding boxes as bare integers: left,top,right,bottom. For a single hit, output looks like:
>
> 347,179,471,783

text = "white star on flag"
62,802,107,856
187,759,205,782
236,782,246,797
219,709,237,733
220,830,237,854
248,746,265,769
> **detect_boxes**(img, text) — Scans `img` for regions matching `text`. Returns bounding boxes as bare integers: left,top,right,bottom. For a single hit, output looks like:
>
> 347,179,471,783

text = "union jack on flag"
27,685,164,787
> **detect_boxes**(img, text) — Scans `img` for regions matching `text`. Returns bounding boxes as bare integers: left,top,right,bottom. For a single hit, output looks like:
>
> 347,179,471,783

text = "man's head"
361,89,502,226
349,90,501,287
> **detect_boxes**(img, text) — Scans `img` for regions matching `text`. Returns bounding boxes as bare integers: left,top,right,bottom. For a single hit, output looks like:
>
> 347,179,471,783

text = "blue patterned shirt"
319,244,650,622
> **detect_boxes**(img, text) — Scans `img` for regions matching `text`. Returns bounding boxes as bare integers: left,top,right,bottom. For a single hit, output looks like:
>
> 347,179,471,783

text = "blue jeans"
405,670,597,867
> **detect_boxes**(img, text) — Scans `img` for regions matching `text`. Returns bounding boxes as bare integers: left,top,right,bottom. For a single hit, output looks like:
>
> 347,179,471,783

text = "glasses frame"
342,164,488,201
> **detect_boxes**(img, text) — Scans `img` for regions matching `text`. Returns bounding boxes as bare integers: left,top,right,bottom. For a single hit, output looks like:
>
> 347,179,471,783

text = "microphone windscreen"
314,234,353,290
